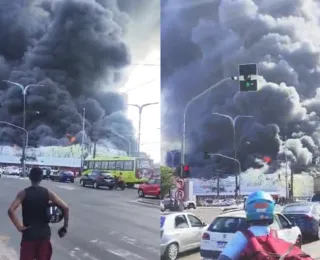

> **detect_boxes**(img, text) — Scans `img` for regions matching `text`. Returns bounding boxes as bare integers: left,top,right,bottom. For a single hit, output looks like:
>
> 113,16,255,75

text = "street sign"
175,178,184,189
175,189,184,200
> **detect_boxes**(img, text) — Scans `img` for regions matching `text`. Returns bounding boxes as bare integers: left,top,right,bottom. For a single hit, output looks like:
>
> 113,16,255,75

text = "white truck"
311,176,320,203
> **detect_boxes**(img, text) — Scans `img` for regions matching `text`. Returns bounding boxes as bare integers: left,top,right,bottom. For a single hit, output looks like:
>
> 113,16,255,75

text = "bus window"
124,160,134,170
101,161,108,169
84,161,88,169
116,161,124,170
96,161,102,169
88,161,95,169
108,161,116,170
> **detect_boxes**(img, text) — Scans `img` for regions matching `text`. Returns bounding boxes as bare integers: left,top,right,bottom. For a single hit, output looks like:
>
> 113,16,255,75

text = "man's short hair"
29,167,43,183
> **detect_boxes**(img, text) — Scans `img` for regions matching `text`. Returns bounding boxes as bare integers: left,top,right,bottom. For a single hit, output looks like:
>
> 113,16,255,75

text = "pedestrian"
7,167,69,260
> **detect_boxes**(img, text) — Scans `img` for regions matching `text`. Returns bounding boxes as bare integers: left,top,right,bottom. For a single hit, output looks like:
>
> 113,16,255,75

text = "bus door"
115,161,123,177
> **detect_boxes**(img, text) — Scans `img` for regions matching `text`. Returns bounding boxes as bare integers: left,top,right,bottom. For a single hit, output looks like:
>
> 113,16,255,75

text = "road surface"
0,176,159,260
179,207,320,259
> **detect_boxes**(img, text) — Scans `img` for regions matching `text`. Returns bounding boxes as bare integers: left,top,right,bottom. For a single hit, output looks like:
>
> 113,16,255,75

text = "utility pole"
80,108,85,175
3,80,43,175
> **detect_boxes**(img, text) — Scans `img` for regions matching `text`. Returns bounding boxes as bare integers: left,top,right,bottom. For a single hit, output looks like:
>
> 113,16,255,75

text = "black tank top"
21,186,51,241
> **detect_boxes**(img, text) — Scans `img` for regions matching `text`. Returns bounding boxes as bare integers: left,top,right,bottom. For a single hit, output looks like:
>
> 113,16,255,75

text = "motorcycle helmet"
46,202,64,224
245,190,275,224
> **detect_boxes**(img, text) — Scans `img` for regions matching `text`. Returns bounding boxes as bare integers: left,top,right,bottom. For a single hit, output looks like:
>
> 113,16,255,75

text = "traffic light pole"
181,77,238,165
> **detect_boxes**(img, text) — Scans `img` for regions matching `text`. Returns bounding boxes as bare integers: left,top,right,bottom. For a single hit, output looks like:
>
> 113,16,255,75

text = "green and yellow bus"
83,156,154,187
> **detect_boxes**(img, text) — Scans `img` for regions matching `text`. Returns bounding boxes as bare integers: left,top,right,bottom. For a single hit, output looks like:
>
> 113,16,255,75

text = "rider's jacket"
21,186,51,241
217,225,270,260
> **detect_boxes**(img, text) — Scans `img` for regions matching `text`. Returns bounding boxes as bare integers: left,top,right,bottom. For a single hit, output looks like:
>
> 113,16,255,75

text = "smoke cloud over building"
0,0,159,150
161,0,320,176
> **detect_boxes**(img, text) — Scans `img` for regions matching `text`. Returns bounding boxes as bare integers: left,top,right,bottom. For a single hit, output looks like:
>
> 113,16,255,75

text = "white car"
161,212,208,260
200,209,302,260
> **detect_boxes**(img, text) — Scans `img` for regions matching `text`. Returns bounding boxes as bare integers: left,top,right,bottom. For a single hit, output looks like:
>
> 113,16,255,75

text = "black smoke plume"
0,0,159,151
162,0,320,177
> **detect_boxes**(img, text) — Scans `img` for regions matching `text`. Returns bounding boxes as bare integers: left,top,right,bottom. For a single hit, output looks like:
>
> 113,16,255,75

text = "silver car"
161,212,208,260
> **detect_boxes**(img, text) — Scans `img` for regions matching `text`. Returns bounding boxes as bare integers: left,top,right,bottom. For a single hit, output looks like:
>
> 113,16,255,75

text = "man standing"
8,167,70,260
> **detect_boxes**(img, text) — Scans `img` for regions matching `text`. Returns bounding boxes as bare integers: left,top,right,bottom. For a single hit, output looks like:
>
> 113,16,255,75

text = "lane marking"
0,239,19,260
90,239,148,260
57,185,75,190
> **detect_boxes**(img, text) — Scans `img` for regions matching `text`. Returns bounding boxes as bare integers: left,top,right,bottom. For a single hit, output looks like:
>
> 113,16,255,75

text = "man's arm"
8,190,26,232
48,190,69,228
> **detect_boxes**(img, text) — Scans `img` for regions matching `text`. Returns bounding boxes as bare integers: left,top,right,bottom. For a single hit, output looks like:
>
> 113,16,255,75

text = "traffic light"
182,165,190,178
239,63,258,92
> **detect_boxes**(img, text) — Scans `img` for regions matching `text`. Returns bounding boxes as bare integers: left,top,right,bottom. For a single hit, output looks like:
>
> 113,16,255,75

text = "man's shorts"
20,240,52,260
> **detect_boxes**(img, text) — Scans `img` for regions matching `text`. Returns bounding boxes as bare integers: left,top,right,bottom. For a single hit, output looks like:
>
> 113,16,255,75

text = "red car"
138,178,161,198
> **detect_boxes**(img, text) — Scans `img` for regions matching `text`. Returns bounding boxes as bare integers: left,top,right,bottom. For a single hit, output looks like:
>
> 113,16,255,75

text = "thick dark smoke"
0,0,159,151
162,0,320,176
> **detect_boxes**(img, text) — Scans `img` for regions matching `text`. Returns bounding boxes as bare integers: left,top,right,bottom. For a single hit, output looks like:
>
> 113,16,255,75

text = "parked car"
161,199,180,212
184,200,196,210
138,178,160,198
161,212,208,260
80,170,115,189
50,171,75,183
282,202,320,241
200,209,302,260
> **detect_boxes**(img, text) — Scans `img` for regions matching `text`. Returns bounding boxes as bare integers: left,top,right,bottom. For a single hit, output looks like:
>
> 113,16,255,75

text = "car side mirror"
290,221,296,227
202,222,207,226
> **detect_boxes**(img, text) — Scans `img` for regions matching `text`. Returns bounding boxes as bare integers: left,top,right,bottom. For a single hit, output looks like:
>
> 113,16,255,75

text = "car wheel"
164,243,179,260
109,185,115,190
138,189,144,198
93,182,99,189
80,180,85,187
295,235,302,248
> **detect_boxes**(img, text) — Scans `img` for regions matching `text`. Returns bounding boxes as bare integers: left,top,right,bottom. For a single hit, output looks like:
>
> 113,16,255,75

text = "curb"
138,199,160,206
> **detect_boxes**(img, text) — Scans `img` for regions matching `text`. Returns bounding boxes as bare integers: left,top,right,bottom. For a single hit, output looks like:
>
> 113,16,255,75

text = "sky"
122,51,160,162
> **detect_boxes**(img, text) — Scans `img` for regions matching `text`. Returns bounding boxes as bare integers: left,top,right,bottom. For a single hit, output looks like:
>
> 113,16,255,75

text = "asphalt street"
0,176,159,260
179,208,320,260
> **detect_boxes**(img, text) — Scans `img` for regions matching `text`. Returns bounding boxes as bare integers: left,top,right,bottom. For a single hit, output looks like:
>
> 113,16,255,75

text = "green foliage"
160,166,175,199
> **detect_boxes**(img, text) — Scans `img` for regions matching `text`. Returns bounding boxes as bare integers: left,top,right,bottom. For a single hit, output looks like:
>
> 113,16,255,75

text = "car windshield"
283,205,311,214
208,217,248,233
101,173,112,177
311,194,320,202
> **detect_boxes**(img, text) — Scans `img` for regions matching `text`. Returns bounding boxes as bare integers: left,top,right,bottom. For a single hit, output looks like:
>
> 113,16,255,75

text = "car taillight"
202,232,210,240
304,215,313,221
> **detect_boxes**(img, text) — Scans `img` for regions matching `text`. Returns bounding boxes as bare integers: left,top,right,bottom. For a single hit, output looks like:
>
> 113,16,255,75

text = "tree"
160,166,175,199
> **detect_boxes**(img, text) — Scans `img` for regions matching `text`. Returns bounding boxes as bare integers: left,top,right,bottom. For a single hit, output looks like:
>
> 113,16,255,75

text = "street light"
211,153,242,197
168,151,180,168
128,102,159,154
181,76,238,165
80,108,86,174
3,80,44,175
212,113,253,195
0,121,28,171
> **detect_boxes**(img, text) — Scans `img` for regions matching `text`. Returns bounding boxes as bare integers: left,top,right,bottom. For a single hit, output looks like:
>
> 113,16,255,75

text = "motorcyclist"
217,190,275,260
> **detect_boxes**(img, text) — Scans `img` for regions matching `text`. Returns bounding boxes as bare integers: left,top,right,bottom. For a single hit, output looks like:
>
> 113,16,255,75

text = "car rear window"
160,216,166,228
283,205,311,213
208,217,248,233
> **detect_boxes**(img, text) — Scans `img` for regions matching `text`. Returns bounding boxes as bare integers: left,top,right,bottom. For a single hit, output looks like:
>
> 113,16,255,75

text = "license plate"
217,241,227,249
